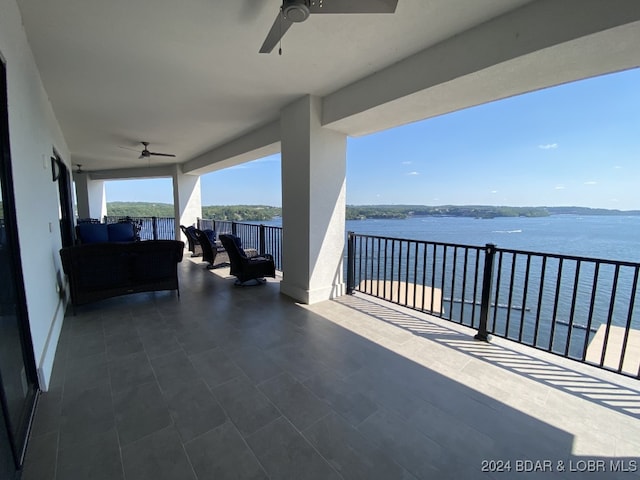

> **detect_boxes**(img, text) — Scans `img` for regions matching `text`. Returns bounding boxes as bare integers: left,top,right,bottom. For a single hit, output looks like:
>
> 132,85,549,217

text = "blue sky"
106,68,640,210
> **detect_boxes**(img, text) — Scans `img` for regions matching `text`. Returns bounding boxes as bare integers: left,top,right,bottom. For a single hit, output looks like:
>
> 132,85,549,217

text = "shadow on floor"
335,293,640,419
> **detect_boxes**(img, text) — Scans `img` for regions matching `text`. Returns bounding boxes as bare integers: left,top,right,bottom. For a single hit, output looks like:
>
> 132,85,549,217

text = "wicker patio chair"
219,234,275,285
180,225,202,257
193,228,227,269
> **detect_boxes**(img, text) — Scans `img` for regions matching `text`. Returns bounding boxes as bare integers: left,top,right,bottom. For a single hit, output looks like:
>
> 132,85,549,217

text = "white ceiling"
15,0,640,174
16,0,535,171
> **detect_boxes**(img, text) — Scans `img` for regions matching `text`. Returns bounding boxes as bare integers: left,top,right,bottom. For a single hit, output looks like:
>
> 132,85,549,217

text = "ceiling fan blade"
119,145,141,152
259,12,293,53
149,152,176,157
308,0,398,14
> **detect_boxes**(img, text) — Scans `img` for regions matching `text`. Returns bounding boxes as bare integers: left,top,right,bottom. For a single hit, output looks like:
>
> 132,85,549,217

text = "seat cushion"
203,229,217,244
77,223,109,243
228,234,246,257
107,222,136,242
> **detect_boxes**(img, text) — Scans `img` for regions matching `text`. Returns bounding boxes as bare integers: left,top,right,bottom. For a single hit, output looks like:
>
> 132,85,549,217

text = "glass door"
0,58,39,477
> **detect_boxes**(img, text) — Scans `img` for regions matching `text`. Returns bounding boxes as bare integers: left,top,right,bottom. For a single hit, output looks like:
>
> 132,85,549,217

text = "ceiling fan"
259,0,399,54
120,141,177,159
137,141,176,159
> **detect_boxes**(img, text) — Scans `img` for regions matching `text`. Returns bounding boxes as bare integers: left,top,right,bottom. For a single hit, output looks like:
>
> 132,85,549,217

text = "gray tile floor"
22,257,640,479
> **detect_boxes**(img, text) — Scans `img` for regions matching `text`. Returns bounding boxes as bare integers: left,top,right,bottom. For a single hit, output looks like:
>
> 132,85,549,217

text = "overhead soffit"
15,0,534,172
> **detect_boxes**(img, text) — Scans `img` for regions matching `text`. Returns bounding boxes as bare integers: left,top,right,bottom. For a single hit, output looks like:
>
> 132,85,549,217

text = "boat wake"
492,229,522,234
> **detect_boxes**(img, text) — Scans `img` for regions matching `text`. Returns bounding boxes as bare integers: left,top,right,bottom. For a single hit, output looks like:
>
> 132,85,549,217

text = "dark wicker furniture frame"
60,240,184,308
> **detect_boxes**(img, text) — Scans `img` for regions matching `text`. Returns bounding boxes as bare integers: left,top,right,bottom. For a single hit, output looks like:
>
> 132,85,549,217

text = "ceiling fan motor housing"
283,0,310,22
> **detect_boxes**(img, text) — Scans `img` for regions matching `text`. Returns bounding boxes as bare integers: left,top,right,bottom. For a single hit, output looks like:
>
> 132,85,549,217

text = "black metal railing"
104,216,175,241
347,232,640,379
198,219,283,271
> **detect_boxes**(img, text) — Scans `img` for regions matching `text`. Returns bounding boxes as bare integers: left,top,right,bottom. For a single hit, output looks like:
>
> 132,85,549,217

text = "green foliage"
107,202,174,217
201,205,281,222
546,206,640,216
106,202,639,222
106,202,282,221
345,205,550,220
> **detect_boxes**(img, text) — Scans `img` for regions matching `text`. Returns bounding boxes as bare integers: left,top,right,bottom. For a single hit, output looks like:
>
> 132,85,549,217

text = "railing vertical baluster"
430,244,437,314
492,251,504,331
475,243,496,342
518,254,532,343
618,265,638,373
534,256,547,348
259,224,265,255
441,246,447,312
376,237,381,297
364,236,368,292
404,240,410,305
367,238,377,295
413,242,419,309
565,260,582,357
461,248,469,326
421,243,428,312
358,235,364,292
549,258,564,352
383,238,388,301
152,216,158,240
471,248,480,328
397,241,403,304
581,262,600,361
390,240,396,302
599,264,620,367
505,253,517,338
347,232,355,294
450,247,458,321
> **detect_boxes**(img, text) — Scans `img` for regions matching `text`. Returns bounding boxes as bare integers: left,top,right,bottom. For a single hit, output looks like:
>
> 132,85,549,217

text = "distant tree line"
106,202,281,221
345,205,550,220
201,205,281,221
106,202,640,222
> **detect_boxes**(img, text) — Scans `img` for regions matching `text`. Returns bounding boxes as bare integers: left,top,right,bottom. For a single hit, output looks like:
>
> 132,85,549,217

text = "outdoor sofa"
60,240,184,309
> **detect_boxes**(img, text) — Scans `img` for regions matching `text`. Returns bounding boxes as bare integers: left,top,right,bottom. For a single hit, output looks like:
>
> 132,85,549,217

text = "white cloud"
614,165,623,169
491,190,498,194
584,181,597,185
402,161,412,165
407,171,420,176
538,143,558,150
555,185,565,190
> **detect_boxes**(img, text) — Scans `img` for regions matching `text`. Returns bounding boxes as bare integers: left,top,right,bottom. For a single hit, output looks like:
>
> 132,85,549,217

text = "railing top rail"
348,231,488,252
348,231,640,268
493,246,640,268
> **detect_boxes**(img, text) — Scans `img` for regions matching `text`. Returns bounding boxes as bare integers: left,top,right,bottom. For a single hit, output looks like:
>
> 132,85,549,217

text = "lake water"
344,214,640,263
262,214,640,262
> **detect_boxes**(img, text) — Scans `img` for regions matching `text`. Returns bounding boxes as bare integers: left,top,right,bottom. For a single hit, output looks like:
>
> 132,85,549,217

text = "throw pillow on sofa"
77,223,109,243
107,222,136,242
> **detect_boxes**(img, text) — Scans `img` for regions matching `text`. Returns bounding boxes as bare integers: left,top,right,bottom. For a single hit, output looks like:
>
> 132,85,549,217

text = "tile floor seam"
52,426,60,480
229,417,272,480
254,414,345,480
178,440,200,480
298,410,333,434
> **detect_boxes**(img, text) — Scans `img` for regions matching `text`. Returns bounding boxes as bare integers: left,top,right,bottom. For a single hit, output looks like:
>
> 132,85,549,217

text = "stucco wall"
1,0,70,390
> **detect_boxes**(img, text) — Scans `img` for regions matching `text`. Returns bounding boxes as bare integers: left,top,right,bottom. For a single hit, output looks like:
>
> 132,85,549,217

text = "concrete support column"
172,167,202,241
73,173,107,220
280,95,347,304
